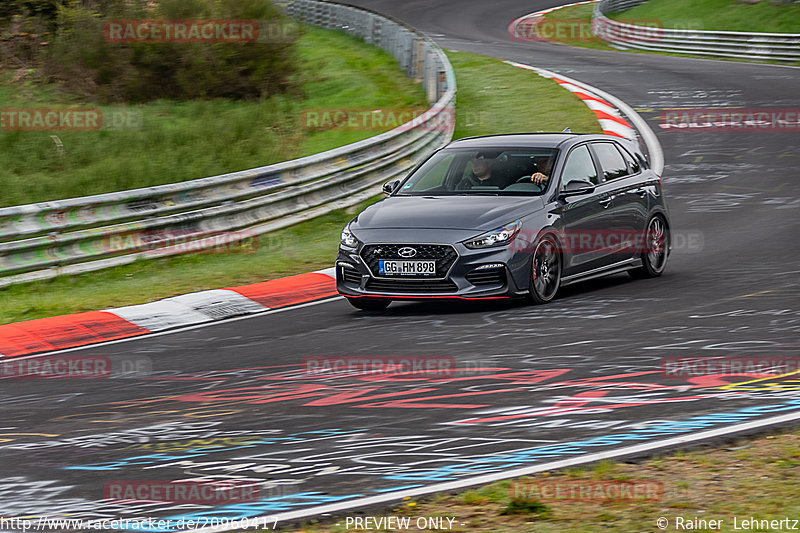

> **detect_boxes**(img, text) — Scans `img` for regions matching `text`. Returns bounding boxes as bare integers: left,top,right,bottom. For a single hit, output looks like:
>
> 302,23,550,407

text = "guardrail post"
425,48,436,104
413,37,424,82
363,14,375,45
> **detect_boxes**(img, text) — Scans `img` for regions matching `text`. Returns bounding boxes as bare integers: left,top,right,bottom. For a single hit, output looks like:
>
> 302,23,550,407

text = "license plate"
378,260,436,276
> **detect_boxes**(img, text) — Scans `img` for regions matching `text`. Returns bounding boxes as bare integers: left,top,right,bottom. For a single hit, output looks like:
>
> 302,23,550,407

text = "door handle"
598,197,612,208
634,188,647,197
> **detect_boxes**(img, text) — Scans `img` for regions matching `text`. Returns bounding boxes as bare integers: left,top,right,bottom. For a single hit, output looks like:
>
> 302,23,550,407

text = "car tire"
629,215,669,279
346,297,391,311
529,234,561,304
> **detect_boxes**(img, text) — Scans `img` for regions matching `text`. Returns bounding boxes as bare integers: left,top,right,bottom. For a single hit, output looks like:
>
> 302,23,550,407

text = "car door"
555,143,620,275
589,141,649,261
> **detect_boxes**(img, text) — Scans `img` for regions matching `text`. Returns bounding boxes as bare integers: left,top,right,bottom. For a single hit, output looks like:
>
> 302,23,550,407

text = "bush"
38,0,299,102
0,0,61,25
0,1,61,68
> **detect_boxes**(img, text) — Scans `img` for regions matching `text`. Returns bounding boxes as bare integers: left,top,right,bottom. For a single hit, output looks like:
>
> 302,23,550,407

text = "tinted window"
561,145,598,185
592,142,629,181
636,152,649,170
618,145,641,174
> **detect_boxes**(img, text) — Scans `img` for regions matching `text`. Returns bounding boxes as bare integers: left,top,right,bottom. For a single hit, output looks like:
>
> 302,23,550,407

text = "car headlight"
463,220,522,249
340,223,359,248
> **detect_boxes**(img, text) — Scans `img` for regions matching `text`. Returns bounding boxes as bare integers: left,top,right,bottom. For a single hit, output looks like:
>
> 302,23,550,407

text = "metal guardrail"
593,0,800,62
0,0,456,286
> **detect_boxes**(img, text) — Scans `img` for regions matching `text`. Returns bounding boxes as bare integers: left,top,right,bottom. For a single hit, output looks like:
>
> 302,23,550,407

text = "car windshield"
395,147,559,196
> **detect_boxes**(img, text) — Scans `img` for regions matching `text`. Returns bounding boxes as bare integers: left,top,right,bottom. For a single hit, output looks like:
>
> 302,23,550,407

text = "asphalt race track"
1,1,799,530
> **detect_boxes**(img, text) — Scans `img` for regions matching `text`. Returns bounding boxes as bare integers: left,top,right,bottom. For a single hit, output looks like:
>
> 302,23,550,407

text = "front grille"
360,244,458,278
341,266,362,284
466,268,506,286
365,278,458,293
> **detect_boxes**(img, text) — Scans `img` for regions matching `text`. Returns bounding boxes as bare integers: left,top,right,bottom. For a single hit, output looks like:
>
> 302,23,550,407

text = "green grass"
0,26,427,207
0,49,601,325
613,0,800,33
446,51,602,139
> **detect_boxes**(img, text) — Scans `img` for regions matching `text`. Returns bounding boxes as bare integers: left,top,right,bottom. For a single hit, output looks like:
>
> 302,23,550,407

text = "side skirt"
560,258,641,287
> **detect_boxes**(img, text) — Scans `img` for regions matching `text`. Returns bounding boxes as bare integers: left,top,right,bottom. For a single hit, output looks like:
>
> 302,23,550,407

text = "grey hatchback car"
336,133,670,310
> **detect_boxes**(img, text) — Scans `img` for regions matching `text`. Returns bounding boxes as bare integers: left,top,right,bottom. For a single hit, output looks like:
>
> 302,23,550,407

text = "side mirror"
559,179,595,198
382,180,400,195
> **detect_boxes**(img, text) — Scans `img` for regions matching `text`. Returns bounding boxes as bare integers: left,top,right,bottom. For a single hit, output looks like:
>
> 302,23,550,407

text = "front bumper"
335,241,529,300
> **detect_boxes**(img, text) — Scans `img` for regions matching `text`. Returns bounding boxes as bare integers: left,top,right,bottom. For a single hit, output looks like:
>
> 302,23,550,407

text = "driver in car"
457,151,505,189
529,157,553,185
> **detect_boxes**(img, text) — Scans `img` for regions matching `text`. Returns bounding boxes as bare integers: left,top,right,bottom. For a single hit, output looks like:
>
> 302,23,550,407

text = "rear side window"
592,142,629,181
561,145,598,185
618,145,641,174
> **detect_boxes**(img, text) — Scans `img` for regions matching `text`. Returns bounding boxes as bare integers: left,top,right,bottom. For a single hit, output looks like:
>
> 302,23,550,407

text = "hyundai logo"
397,247,418,258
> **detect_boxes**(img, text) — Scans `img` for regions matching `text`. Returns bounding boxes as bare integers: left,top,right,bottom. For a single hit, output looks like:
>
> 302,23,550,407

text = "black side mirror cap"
559,179,596,198
382,180,400,194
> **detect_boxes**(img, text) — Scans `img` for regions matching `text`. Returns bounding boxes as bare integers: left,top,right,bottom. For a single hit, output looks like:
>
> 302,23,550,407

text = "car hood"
351,195,544,233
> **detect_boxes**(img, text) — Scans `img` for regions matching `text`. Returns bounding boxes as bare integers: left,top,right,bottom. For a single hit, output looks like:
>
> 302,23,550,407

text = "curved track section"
1,1,799,529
